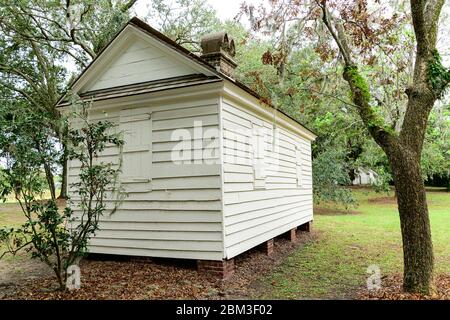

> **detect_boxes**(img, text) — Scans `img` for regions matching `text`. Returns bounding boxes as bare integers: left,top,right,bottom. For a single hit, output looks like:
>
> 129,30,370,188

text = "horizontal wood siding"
221,99,313,259
68,96,224,260
89,37,197,91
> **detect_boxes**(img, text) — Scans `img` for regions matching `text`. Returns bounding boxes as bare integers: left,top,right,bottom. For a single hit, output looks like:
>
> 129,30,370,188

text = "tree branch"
0,81,41,110
400,0,446,154
0,240,32,260
297,87,360,109
316,0,397,149
424,0,445,48
64,0,96,59
317,0,353,66
120,0,138,12
0,63,42,94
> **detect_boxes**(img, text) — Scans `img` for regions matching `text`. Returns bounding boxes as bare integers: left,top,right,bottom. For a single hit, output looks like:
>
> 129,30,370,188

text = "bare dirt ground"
0,253,53,298
0,229,316,300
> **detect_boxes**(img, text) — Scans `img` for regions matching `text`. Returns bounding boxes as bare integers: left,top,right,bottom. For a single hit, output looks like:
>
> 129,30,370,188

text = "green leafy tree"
421,103,450,181
0,0,137,198
0,101,124,290
147,0,221,52
316,0,449,294
312,146,355,206
240,0,450,293
227,20,363,205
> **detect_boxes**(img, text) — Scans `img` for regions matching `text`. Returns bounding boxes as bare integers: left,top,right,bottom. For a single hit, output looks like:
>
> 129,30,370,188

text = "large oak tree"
319,0,449,294
0,0,138,198
243,0,449,294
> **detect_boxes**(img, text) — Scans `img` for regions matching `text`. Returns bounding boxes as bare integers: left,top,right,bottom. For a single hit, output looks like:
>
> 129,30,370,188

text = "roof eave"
222,81,317,141
55,17,318,140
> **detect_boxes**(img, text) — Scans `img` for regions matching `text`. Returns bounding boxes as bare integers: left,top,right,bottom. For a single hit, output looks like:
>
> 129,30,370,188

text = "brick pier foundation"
286,228,297,242
197,259,235,280
263,239,274,256
298,221,311,232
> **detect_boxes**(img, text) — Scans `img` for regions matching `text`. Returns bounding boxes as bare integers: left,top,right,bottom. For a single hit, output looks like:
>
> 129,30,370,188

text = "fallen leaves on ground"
0,230,316,300
357,274,450,300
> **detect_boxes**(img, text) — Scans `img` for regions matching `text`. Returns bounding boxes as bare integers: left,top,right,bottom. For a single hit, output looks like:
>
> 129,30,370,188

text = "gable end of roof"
56,17,317,139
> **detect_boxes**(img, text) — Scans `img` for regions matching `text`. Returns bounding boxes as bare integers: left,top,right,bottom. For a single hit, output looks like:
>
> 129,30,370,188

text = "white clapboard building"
57,18,317,279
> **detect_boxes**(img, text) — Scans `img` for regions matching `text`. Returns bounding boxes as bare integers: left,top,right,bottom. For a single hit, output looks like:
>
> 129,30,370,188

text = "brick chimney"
200,32,237,79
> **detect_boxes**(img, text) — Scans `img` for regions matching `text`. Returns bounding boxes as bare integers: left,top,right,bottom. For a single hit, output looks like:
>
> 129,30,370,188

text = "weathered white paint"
68,93,223,260
67,85,314,260
65,21,315,261
220,97,313,259
69,24,214,95
88,38,197,91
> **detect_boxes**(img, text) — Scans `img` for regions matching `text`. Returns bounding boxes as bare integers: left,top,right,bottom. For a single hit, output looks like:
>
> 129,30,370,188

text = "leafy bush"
312,148,356,208
0,102,123,290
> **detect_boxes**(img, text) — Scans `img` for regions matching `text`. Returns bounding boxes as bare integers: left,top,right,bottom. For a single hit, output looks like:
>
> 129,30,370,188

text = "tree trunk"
348,168,356,183
43,162,56,201
59,147,68,199
318,0,442,295
58,130,69,199
388,147,434,294
53,267,65,291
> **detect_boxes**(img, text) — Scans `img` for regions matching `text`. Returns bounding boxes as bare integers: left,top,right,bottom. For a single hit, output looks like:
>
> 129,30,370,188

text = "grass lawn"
1,187,448,299
0,203,25,227
258,187,450,299
0,203,30,264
